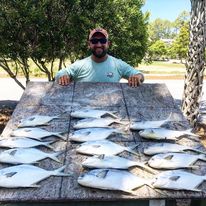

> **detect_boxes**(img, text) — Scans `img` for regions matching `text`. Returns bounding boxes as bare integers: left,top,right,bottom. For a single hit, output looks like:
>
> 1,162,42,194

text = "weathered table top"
1,81,206,203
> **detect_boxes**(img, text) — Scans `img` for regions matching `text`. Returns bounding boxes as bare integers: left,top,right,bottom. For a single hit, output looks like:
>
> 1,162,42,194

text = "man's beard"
91,48,107,58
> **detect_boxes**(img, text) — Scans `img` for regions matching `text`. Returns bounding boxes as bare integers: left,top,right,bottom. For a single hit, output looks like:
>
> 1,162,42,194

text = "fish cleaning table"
1,82,206,206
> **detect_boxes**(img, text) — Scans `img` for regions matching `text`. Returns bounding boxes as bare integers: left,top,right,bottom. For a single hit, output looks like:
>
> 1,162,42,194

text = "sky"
142,0,191,22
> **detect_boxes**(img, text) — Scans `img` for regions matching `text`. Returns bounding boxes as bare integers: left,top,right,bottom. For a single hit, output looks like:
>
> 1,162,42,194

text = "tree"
0,0,148,89
182,0,206,126
148,40,167,60
170,23,189,62
148,18,174,42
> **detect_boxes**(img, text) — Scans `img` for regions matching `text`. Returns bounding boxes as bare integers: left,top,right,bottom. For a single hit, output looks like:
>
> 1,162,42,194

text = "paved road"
0,78,205,103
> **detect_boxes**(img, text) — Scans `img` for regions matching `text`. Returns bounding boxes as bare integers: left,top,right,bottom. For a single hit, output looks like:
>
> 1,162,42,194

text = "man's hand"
128,74,144,87
58,75,72,86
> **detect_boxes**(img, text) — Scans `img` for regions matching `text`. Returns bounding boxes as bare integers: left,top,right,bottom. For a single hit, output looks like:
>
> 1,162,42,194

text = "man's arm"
58,75,72,86
128,73,144,87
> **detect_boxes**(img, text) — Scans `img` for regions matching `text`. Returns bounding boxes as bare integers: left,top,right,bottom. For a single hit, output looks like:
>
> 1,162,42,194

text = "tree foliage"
0,0,148,88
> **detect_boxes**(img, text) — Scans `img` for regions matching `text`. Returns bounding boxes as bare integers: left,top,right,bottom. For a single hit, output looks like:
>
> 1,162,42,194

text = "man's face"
88,33,109,58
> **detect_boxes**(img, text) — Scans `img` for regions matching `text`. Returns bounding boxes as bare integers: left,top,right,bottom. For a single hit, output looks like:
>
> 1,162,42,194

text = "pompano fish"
73,118,125,129
148,153,206,169
144,143,206,156
139,128,199,141
11,127,66,141
152,169,206,191
82,155,155,174
0,137,54,149
0,164,70,188
71,109,118,119
69,128,123,142
130,114,172,130
78,169,152,194
76,140,138,156
18,115,61,127
0,148,63,164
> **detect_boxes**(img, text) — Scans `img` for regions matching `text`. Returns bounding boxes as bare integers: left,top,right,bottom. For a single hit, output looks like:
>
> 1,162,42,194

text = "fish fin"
49,154,62,163
164,154,174,160
127,144,140,156
97,154,105,160
30,184,41,188
96,169,109,178
55,133,67,141
102,112,118,119
169,175,180,181
5,172,17,178
92,145,101,148
53,165,72,176
190,148,206,155
134,163,157,175
9,149,18,156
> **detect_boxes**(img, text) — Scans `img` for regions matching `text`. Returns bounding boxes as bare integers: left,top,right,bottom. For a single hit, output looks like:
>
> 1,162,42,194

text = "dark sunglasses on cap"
90,38,108,44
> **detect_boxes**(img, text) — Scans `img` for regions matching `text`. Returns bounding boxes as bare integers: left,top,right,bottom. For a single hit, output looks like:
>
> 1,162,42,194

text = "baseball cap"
89,28,109,40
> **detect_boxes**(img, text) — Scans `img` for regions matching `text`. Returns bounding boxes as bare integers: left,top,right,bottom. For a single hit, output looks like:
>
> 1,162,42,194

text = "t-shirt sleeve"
55,62,79,81
118,59,143,79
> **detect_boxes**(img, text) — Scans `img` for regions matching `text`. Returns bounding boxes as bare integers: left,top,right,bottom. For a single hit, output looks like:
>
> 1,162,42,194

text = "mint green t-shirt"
55,55,142,82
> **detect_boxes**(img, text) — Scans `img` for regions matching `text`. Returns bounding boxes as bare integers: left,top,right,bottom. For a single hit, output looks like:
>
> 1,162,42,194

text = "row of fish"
78,168,206,193
67,109,206,193
1,108,205,192
0,113,70,188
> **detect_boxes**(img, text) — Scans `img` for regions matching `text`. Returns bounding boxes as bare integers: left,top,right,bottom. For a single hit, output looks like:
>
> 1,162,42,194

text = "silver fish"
78,169,152,194
0,148,62,164
130,114,172,130
82,155,155,174
0,164,70,188
76,140,138,156
148,153,206,169
139,128,199,141
152,170,206,192
71,109,118,119
69,128,122,142
73,118,124,129
144,143,206,156
11,127,66,141
18,115,60,127
0,137,54,149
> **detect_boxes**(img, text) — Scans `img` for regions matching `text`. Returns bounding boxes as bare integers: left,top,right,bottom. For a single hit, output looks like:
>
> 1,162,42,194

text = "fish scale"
69,127,122,142
82,155,155,174
71,109,118,119
11,127,66,141
78,169,152,194
76,140,139,156
130,114,172,130
0,148,62,164
73,118,124,129
18,115,60,127
144,143,206,156
0,137,54,150
148,153,206,169
0,164,70,188
139,128,199,141
152,170,206,191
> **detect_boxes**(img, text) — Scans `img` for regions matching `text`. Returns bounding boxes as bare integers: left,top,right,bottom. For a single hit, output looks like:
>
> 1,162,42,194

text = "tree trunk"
182,0,206,127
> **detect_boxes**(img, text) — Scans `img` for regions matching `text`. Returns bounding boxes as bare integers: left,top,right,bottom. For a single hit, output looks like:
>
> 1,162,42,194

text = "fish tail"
126,143,141,156
49,151,64,163
44,140,56,150
103,112,119,119
191,148,206,155
53,165,72,176
135,163,158,175
55,133,67,141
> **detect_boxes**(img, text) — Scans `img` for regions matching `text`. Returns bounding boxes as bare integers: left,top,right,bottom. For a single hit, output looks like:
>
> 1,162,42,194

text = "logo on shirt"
107,72,114,78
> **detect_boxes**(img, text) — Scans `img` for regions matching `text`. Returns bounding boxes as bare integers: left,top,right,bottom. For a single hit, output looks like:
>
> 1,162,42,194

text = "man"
56,28,144,87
